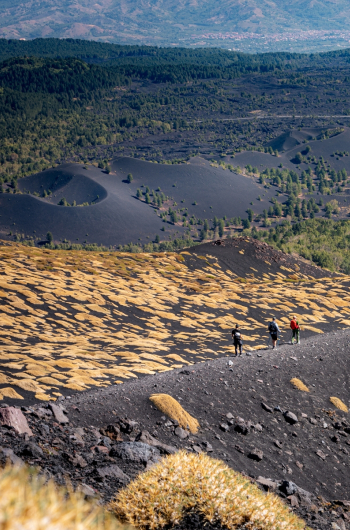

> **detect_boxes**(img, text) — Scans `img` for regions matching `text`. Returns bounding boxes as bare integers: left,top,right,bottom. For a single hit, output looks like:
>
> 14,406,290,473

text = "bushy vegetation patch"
149,394,199,433
110,452,309,530
255,218,350,273
0,465,127,530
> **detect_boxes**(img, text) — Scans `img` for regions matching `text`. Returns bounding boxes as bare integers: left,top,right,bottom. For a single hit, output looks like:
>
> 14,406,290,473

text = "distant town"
192,30,350,52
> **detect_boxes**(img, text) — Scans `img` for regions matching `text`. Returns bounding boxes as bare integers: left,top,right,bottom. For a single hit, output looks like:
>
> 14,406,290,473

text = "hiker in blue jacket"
268,317,280,349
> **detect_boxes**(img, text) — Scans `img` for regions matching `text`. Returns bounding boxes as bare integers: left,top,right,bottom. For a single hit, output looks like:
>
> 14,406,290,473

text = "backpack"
269,322,277,333
290,319,298,330
233,330,241,340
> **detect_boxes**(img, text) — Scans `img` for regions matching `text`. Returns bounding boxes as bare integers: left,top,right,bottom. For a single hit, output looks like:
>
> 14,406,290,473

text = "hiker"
232,324,243,356
290,315,300,344
268,317,280,349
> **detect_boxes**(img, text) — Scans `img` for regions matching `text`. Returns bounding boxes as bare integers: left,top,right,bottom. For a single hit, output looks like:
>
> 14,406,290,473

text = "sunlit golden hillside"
1,240,350,403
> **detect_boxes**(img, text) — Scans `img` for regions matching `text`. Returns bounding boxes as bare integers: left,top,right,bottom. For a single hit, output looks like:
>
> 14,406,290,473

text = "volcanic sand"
1,158,278,246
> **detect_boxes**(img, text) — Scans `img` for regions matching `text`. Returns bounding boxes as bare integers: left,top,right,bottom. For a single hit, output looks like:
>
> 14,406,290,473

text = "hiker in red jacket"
290,316,300,344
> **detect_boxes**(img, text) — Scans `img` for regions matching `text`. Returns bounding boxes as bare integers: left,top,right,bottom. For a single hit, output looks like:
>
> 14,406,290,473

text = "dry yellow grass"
149,394,199,433
0,465,129,530
330,397,348,413
0,241,350,403
290,378,310,392
110,451,310,530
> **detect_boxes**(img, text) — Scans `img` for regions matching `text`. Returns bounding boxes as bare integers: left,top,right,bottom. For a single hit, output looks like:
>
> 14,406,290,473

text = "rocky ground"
1,329,350,530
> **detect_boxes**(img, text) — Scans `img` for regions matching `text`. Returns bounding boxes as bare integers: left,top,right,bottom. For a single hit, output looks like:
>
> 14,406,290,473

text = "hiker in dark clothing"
268,317,280,349
232,324,243,356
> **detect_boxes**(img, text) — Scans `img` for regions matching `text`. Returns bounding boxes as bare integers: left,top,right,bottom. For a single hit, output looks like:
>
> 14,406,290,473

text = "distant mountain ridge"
1,0,350,48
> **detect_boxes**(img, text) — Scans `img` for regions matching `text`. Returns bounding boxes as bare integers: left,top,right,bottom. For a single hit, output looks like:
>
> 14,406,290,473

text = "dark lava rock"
135,430,177,454
103,424,122,441
72,454,88,468
95,464,130,482
280,480,298,496
283,411,298,425
20,442,44,458
118,419,138,434
219,423,229,432
0,446,24,466
0,407,33,436
261,402,273,413
175,427,189,439
48,404,69,425
256,477,278,491
110,442,161,463
248,448,263,461
234,419,248,435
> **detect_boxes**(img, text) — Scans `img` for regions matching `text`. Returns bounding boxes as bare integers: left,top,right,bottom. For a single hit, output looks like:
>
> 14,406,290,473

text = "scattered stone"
219,423,229,432
78,483,96,497
248,448,263,461
274,440,283,449
226,413,234,420
118,419,138,434
261,402,273,413
309,418,318,425
295,461,304,470
334,500,350,508
315,449,328,460
0,407,33,436
202,441,213,452
288,495,299,507
135,430,177,454
256,476,278,491
96,465,129,482
279,480,297,496
254,424,263,432
20,442,44,458
70,429,85,445
174,427,189,439
72,455,88,468
110,442,161,464
234,419,248,435
234,444,244,454
32,408,52,419
48,404,69,425
103,424,122,442
283,411,298,425
192,445,202,453
0,447,24,466
92,446,109,455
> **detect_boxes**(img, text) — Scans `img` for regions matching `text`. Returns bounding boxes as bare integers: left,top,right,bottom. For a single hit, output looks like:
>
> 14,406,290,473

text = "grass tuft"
0,465,129,530
330,396,348,413
290,378,309,392
110,451,310,530
149,394,199,433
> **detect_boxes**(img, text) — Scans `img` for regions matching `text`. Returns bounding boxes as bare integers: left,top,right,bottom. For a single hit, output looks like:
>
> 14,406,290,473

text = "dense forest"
2,39,350,188
3,39,350,264
256,218,350,274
